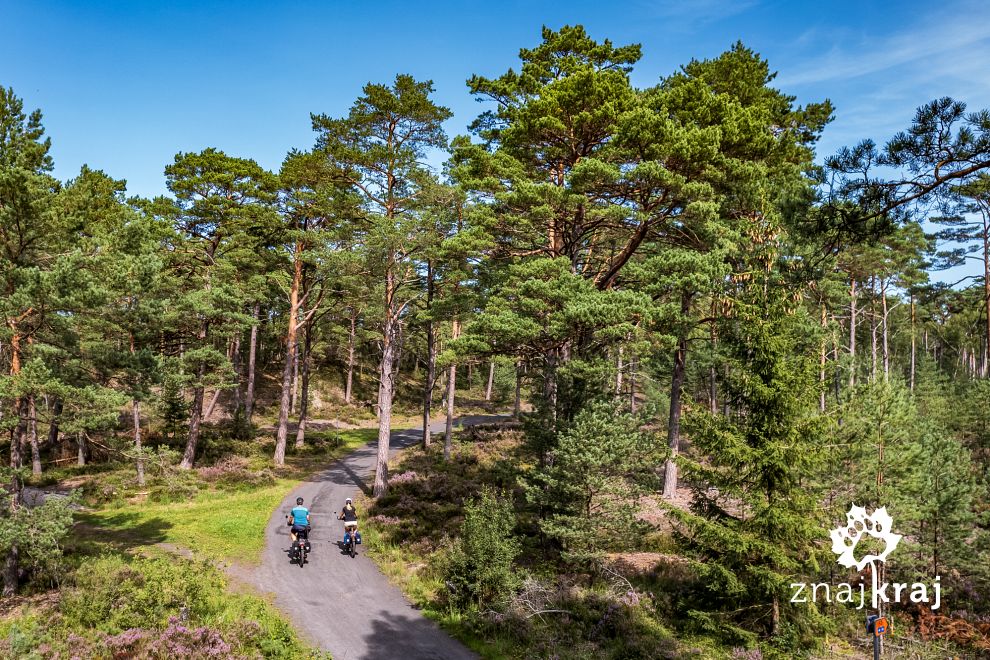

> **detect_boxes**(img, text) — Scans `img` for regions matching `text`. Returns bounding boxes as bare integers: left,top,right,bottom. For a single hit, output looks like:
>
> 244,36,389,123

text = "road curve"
249,416,502,660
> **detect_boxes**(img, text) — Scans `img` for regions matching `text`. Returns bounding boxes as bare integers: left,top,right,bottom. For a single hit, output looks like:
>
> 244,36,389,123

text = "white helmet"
345,497,352,503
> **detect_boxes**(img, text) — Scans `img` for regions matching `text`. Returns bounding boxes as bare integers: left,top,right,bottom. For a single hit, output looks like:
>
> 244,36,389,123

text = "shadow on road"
362,609,476,660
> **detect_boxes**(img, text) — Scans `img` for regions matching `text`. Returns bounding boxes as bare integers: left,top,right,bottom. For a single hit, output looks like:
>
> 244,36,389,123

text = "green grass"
81,427,378,564
82,479,296,563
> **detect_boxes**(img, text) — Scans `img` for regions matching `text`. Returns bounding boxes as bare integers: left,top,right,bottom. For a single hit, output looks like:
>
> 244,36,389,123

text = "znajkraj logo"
790,505,941,611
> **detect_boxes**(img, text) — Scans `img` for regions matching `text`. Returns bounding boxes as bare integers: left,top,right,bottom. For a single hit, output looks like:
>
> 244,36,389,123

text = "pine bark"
615,346,623,398
46,398,61,452
345,312,356,405
274,241,303,466
514,361,522,418
820,304,827,412
663,292,692,499
910,293,917,392
881,279,890,382
244,303,260,423
29,395,40,475
373,267,400,496
77,430,87,466
290,336,299,414
422,263,435,448
180,318,209,469
444,319,461,462
870,277,878,383
133,400,145,486
629,355,637,413
849,279,857,388
485,361,495,402
203,388,222,421
295,325,312,449
4,345,25,594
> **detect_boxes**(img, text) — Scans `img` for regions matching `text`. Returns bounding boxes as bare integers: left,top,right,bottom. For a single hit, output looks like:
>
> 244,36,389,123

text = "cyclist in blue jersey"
286,496,311,543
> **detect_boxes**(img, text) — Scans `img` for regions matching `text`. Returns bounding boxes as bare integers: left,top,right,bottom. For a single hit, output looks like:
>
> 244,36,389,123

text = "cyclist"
337,497,359,544
287,496,311,543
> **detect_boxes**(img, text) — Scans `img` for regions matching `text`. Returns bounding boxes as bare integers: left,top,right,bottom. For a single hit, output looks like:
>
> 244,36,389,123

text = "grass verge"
79,427,377,565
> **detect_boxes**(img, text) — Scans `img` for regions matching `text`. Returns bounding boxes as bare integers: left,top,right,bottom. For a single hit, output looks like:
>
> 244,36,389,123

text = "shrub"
61,554,223,632
0,492,75,588
440,487,520,609
525,401,660,566
198,455,276,490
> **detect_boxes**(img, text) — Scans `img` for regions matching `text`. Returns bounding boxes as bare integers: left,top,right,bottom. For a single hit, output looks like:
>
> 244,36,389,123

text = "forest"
3,24,990,659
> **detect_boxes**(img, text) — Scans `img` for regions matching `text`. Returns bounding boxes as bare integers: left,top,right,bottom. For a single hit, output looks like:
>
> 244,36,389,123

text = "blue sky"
3,0,989,282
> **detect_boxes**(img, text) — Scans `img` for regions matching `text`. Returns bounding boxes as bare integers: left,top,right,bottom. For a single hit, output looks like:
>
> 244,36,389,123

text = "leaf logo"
829,505,902,571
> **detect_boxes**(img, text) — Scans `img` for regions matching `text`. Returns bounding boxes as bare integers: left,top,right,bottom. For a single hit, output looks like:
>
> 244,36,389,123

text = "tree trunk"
231,335,242,416
615,346,623,397
485,361,495,402
28,395,40,476
294,325,312,449
820,304,827,413
133,400,145,486
77,430,87,466
274,241,304,466
345,313,356,405
180,317,209,469
910,294,917,391
870,277,878,383
1,545,18,598
444,319,461,461
629,355,637,413
7,338,27,605
663,292,692,499
422,264,435,449
244,302,260,423
203,387,222,421
881,279,890,382
394,321,405,385
290,335,299,414
373,269,400,497
849,279,857,388
46,398,62,451
833,344,843,409
5,351,26,595
514,361,522,418
181,366,207,468
10,397,27,490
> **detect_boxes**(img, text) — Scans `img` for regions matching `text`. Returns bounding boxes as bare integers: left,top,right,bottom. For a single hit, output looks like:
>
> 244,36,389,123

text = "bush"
61,554,222,632
198,455,276,490
440,487,520,609
0,492,75,589
525,401,660,566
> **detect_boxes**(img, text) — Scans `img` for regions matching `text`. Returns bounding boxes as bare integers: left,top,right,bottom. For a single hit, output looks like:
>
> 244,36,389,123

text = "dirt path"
247,416,504,660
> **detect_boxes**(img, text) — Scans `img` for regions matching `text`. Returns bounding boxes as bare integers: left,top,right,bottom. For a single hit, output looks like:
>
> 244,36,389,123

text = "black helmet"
296,497,304,505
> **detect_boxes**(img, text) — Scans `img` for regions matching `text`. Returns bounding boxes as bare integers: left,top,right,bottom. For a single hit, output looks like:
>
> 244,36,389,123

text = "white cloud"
635,0,761,25
777,5,990,87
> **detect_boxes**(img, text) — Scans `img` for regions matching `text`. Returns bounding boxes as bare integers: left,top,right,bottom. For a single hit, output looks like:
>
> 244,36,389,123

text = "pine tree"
312,74,452,496
525,401,660,566
670,217,827,644
159,148,277,468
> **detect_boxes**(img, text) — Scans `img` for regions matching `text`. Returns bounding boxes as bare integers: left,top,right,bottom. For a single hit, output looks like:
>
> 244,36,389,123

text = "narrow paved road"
249,416,502,660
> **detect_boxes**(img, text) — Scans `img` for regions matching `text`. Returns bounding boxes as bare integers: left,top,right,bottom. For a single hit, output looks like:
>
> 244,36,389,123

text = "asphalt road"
249,416,502,660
